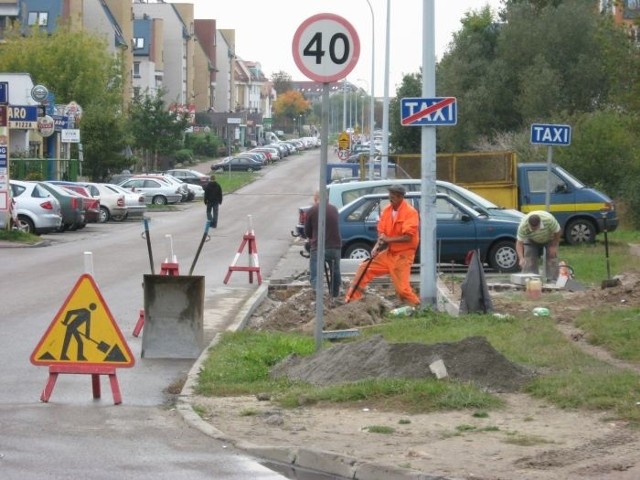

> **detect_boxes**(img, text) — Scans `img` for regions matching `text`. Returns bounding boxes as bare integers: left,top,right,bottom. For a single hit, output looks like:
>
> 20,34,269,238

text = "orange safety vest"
377,199,419,254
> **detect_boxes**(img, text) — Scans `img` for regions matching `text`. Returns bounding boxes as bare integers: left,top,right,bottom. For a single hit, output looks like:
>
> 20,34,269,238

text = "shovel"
188,220,212,275
345,256,372,303
601,214,620,289
142,217,155,274
79,331,111,354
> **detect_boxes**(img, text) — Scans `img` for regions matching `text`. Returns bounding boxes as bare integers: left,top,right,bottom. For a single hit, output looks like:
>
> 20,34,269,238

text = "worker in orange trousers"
345,184,420,306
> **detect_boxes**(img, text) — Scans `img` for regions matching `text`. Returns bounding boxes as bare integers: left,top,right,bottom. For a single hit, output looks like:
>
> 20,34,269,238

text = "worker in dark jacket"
304,190,342,300
203,175,223,228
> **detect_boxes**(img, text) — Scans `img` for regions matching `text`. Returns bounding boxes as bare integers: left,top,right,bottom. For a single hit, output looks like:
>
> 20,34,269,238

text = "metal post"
420,0,437,308
314,83,330,352
342,79,347,132
381,0,391,179
365,0,376,180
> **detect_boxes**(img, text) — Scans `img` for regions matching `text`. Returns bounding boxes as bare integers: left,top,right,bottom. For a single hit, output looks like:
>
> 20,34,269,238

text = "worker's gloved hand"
371,240,387,258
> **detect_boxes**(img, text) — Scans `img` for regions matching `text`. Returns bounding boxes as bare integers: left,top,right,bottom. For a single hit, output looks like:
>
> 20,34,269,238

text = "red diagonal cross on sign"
401,97,456,126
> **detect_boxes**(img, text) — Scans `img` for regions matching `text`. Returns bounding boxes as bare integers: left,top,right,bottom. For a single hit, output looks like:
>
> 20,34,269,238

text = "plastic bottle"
526,278,542,300
532,307,550,317
390,306,415,317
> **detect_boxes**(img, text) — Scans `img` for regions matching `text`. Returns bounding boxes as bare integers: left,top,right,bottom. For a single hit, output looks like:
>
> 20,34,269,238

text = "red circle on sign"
337,149,350,160
292,13,360,83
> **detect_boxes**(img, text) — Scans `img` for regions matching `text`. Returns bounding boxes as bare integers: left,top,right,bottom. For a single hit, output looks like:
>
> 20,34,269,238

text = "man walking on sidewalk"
204,174,223,228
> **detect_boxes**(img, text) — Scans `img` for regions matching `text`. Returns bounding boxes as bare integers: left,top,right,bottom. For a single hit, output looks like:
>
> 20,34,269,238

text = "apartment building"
0,0,273,125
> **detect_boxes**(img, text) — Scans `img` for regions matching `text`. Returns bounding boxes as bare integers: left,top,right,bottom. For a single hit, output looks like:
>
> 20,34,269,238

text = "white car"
186,183,204,200
101,183,147,219
118,177,183,205
10,179,63,234
83,182,128,222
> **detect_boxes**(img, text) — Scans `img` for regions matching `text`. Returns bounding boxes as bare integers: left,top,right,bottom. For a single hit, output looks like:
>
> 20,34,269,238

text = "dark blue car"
339,192,520,272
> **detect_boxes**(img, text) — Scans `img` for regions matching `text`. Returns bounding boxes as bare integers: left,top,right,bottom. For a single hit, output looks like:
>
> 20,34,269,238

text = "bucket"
526,278,542,300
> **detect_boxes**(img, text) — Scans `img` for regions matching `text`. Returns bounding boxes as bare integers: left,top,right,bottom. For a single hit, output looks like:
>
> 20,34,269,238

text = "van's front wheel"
565,219,596,245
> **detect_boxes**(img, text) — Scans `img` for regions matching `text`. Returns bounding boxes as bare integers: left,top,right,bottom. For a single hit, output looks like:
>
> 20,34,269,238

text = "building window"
133,62,141,78
27,11,48,26
133,37,144,49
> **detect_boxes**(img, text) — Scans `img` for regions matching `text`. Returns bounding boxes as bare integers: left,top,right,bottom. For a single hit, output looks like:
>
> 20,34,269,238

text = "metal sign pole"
314,83,330,352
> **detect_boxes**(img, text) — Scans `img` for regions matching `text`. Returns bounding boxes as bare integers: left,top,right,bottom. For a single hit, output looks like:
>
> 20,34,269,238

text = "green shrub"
185,132,223,157
174,149,193,165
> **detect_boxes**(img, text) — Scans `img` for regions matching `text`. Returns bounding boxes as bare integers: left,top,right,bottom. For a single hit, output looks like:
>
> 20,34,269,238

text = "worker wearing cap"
345,184,420,306
516,210,561,281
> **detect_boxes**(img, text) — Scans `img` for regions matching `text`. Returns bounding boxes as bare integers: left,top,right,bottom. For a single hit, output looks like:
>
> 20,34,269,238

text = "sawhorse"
40,364,122,405
224,229,262,285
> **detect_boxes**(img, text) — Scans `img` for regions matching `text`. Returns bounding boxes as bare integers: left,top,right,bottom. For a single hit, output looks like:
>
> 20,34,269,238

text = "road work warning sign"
30,274,134,368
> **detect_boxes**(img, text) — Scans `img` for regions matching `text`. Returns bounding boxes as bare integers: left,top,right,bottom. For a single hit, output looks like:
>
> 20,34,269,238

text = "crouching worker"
344,184,420,307
516,211,561,281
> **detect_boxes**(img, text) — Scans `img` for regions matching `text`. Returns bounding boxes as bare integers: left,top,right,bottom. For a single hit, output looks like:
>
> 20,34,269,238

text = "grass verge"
196,229,640,424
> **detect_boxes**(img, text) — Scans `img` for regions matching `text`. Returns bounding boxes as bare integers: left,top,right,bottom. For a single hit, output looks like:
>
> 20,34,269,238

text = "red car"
48,182,101,224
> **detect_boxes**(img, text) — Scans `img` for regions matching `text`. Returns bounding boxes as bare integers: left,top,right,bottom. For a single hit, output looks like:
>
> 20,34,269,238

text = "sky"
188,1,504,97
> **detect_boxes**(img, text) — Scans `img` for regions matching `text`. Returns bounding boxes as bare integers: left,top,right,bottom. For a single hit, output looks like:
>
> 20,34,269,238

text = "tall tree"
436,6,509,151
270,71,293,95
0,25,127,178
128,90,190,171
0,26,122,109
389,73,422,153
80,98,130,181
272,90,310,132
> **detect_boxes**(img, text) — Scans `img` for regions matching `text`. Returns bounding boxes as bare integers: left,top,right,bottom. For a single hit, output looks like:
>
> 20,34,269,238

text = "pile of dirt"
270,334,534,392
248,285,396,333
248,271,640,393
249,282,536,392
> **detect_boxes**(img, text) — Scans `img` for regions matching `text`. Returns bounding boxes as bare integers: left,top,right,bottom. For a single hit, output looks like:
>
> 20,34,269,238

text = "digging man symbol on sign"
60,303,97,361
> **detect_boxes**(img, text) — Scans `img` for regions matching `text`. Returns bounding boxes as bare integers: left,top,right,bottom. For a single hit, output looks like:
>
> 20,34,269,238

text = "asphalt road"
0,149,322,479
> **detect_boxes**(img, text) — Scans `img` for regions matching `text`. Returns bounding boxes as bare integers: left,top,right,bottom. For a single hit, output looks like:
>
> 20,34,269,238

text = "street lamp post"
356,78,369,137
360,94,365,135
364,0,376,179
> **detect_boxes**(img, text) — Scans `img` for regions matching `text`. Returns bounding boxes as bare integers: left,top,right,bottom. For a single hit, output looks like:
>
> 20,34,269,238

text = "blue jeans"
206,203,219,227
309,248,342,297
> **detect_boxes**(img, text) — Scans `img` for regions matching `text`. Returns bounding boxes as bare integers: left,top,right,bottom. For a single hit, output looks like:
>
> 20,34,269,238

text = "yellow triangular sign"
30,274,135,368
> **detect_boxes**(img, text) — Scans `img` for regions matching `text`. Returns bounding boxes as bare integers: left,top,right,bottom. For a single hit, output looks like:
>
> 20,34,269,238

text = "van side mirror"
554,184,568,194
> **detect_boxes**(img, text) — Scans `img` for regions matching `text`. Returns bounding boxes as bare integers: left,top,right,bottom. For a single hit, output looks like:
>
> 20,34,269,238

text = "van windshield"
554,165,585,188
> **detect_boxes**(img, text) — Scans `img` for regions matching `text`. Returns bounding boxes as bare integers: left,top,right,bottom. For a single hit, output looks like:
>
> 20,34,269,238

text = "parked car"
185,183,204,201
117,177,183,205
136,174,192,202
107,172,133,185
338,192,520,272
37,182,86,231
9,180,63,234
83,182,129,222
165,168,209,187
47,182,100,224
293,179,524,238
236,152,268,166
251,147,280,162
100,183,147,219
211,156,263,172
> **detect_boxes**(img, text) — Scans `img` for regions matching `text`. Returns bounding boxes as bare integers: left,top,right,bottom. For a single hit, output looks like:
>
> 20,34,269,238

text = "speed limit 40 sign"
292,13,360,83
